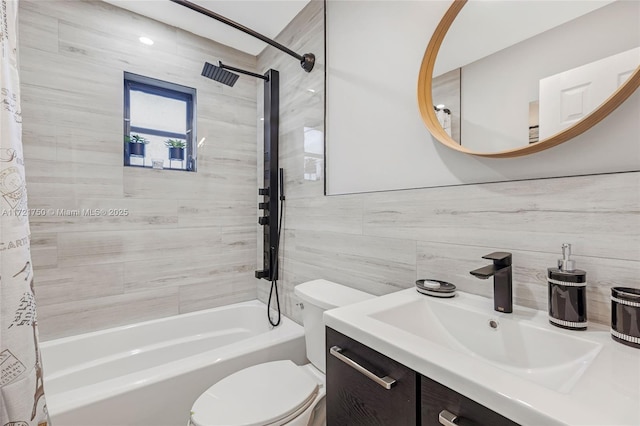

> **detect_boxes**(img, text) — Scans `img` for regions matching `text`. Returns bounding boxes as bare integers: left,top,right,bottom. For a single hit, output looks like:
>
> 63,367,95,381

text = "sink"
369,295,602,393
324,288,638,426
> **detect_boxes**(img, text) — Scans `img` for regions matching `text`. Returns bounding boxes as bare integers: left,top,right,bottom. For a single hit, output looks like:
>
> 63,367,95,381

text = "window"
124,72,197,171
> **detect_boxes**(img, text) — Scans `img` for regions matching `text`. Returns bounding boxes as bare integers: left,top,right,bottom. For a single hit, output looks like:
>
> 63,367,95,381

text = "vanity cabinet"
421,375,518,426
326,327,417,425
326,327,519,426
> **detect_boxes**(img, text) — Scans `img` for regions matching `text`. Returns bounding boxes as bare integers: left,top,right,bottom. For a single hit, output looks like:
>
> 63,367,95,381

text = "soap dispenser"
548,243,587,330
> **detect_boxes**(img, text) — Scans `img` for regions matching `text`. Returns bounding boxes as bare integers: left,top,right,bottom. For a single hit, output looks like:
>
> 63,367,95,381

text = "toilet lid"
191,360,319,426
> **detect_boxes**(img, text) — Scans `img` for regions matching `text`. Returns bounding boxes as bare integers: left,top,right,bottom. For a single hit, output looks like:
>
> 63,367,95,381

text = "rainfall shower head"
201,61,239,87
202,61,269,86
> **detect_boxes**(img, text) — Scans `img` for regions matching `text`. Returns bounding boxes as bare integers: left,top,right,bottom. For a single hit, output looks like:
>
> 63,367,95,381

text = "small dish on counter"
415,279,456,298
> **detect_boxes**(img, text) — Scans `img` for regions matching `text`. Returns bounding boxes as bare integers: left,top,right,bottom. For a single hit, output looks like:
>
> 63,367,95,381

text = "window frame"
123,72,197,171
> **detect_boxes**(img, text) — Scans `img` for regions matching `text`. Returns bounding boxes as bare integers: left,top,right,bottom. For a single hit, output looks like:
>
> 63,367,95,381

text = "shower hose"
268,168,285,327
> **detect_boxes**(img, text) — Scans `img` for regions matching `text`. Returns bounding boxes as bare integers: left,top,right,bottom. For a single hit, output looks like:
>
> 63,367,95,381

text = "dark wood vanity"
326,327,519,426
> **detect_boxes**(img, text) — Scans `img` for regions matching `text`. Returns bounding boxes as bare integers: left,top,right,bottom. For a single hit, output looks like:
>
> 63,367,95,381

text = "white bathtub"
40,300,306,426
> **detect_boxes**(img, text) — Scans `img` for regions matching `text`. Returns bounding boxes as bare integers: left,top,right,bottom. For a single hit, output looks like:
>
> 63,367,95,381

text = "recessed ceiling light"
436,104,445,109
139,37,154,46
307,88,316,93
260,117,264,121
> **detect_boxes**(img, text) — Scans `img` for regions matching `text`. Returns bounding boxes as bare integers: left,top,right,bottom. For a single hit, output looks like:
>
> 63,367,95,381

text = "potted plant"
126,134,150,157
165,139,186,161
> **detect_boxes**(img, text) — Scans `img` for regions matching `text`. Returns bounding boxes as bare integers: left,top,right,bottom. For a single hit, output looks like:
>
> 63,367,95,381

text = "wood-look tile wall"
258,1,640,326
20,0,259,340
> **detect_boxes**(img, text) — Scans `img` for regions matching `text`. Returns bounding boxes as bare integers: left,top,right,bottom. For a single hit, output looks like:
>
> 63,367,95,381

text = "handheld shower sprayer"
267,168,285,327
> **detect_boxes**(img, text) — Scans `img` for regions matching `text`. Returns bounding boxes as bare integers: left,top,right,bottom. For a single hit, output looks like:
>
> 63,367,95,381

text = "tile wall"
20,0,259,340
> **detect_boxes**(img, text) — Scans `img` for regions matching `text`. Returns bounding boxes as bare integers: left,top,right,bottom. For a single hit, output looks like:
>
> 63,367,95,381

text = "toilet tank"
294,279,375,373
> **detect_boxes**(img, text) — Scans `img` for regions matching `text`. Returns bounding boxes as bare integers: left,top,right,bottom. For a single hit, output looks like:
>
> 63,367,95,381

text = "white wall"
326,0,640,195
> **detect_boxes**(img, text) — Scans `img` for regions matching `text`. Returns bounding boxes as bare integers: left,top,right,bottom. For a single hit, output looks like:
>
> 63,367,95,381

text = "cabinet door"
420,375,519,426
326,327,417,426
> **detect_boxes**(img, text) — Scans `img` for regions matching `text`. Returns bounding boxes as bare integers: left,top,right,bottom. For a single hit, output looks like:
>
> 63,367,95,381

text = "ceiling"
102,0,311,56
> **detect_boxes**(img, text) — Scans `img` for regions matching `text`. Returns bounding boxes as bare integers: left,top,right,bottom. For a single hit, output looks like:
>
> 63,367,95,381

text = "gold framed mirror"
417,0,640,158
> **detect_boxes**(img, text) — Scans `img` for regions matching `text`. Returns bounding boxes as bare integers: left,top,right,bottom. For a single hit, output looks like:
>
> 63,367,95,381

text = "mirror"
417,0,640,158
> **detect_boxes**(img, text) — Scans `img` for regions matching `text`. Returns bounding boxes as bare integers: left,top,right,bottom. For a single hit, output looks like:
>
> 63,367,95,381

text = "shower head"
202,61,269,87
201,61,239,87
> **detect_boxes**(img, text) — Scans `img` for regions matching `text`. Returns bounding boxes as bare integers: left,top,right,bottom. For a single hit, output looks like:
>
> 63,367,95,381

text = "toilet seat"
190,360,320,426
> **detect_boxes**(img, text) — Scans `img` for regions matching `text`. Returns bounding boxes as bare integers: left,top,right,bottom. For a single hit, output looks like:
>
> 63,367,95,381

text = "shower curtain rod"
169,0,315,72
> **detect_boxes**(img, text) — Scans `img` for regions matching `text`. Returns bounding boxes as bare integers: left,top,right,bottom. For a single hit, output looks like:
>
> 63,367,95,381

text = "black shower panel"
256,69,280,282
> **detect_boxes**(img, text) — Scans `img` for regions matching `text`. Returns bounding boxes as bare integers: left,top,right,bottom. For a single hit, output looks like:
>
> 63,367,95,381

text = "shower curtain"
0,0,50,424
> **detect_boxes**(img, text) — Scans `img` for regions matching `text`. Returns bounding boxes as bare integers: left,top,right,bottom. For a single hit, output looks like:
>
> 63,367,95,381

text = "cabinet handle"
439,410,477,426
329,346,397,390
439,410,459,426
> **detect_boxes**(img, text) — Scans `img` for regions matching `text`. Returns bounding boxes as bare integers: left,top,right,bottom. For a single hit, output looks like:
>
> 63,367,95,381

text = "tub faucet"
470,252,513,313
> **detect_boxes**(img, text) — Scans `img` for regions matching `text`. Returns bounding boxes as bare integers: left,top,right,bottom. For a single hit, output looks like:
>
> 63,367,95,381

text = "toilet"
189,279,374,426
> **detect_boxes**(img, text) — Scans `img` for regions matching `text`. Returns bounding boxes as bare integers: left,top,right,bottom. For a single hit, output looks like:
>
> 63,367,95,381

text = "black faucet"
470,252,513,313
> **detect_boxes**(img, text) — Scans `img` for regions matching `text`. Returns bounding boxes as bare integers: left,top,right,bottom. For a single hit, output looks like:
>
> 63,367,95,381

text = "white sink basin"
370,296,602,393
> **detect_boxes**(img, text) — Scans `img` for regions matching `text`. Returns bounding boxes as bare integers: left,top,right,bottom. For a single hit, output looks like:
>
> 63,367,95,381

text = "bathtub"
40,300,306,426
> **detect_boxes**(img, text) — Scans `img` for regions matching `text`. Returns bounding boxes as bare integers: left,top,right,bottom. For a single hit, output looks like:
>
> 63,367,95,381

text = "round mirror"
417,0,640,158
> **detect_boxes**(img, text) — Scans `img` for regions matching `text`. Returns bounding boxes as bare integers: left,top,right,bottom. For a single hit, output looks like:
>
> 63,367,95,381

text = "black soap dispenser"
548,243,587,330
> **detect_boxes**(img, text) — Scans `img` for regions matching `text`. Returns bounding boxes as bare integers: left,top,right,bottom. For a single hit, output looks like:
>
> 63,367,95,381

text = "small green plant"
126,134,150,144
165,139,186,149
